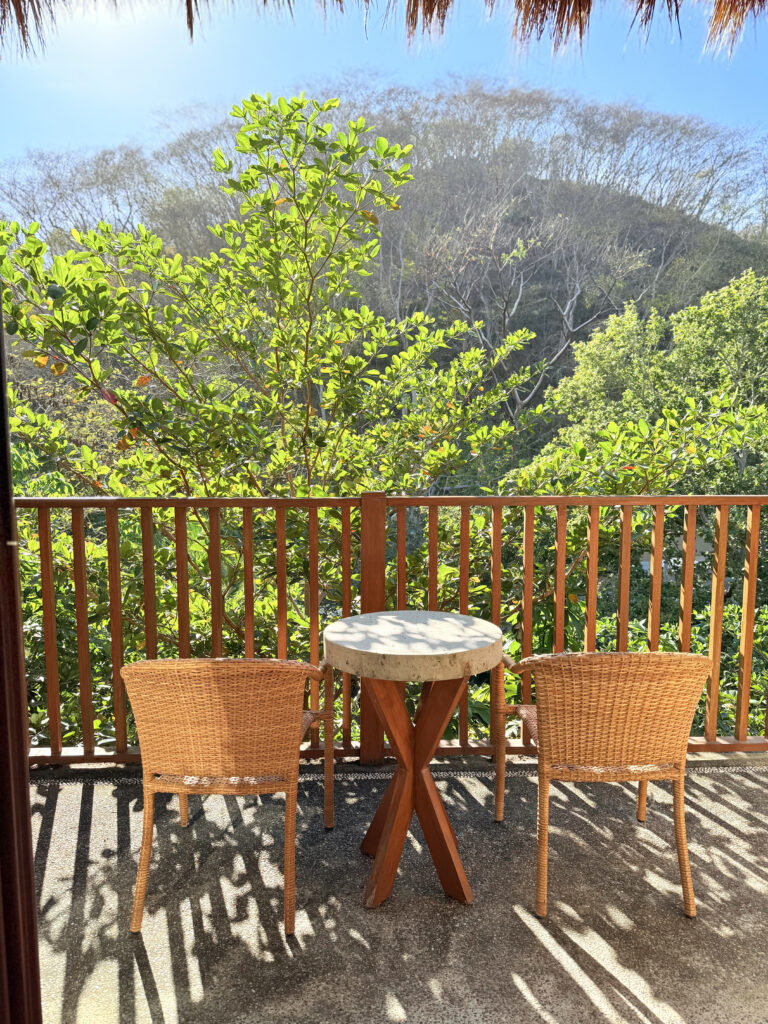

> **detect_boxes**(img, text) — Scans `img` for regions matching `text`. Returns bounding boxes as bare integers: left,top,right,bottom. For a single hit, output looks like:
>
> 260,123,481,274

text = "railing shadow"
31,763,768,1024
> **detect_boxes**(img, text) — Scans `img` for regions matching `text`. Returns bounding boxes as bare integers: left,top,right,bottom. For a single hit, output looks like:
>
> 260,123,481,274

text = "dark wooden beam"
0,320,43,1023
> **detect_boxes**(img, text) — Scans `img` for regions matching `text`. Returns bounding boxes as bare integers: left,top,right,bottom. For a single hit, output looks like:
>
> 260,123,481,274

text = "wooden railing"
16,492,768,766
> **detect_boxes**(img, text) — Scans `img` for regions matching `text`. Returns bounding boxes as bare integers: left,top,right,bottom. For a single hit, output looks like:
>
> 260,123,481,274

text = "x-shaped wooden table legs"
360,676,474,908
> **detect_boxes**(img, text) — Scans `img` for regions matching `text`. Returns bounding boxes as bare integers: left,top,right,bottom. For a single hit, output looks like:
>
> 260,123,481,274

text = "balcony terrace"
18,491,768,1023
31,753,768,1024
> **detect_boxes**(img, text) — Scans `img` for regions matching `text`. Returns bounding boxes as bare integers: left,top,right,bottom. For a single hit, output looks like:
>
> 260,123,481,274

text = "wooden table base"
360,676,474,908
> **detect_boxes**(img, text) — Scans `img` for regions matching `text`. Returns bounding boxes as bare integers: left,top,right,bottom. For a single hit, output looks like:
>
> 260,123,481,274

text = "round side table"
323,609,502,907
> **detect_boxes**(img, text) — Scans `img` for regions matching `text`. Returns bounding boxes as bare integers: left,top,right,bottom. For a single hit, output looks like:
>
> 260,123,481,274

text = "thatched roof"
1,0,764,53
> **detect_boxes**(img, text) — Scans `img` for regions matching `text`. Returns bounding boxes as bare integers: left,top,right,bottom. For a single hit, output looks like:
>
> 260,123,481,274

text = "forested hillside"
3,87,768,745
4,83,768,462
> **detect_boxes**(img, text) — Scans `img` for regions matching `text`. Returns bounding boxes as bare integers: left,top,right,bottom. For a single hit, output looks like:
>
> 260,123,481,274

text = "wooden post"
209,507,222,658
553,506,567,652
72,508,95,756
37,507,62,757
647,503,664,652
0,320,44,1024
106,507,126,754
705,505,729,742
584,504,600,652
736,504,761,742
678,504,697,652
360,491,387,763
616,505,632,652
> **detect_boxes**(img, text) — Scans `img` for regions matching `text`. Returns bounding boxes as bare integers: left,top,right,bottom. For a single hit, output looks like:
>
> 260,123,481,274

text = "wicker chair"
492,652,710,918
121,658,335,934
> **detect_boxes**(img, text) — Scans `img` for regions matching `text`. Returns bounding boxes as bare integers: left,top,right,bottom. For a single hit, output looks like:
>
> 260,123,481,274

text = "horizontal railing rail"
16,492,768,767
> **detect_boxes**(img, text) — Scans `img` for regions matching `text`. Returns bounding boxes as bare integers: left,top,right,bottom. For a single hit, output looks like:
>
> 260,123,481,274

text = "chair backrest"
121,658,313,780
520,652,710,769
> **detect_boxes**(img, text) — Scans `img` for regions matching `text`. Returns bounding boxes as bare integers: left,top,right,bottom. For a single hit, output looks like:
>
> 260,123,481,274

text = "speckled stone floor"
30,755,768,1024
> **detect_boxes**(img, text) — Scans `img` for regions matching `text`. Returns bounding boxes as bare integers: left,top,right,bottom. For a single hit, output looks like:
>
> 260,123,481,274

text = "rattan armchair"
121,657,335,934
492,652,710,918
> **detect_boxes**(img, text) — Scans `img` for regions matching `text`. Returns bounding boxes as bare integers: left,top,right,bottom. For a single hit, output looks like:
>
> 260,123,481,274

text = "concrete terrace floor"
30,754,768,1024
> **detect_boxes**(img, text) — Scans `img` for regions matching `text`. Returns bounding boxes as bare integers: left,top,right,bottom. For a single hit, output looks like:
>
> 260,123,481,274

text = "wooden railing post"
736,503,761,742
359,491,387,763
0,322,43,1024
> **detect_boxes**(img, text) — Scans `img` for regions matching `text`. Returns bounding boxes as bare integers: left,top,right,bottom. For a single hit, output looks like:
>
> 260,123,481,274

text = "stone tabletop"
323,609,503,682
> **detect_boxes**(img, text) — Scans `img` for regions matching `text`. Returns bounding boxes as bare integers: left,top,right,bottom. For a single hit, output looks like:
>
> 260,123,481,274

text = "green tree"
545,272,768,492
2,94,530,500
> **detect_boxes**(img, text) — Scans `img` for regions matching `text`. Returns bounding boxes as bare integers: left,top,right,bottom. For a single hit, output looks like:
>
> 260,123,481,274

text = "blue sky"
0,0,767,161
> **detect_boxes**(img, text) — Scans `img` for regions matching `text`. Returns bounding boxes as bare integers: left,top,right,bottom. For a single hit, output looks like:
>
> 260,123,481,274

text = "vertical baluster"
553,506,567,653
175,506,190,658
397,506,407,611
141,506,158,660
37,508,62,757
309,507,320,747
428,505,438,611
678,504,697,652
490,506,502,752
243,507,254,658
459,506,470,615
521,506,535,742
736,503,760,742
459,505,470,750
209,507,222,658
584,505,600,652
106,507,126,753
706,505,729,743
491,506,502,626
341,506,352,748
647,503,664,652
359,491,387,764
71,508,94,755
616,505,632,652
275,506,288,660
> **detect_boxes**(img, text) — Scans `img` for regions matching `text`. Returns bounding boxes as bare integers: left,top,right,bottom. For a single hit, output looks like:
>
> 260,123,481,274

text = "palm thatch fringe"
1,0,764,55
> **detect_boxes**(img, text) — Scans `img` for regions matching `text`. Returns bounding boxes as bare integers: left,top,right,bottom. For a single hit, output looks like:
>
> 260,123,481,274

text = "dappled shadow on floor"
30,759,768,1024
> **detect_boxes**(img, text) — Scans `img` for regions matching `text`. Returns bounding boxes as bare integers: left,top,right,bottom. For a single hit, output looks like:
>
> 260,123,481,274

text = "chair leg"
535,773,550,918
284,784,298,935
131,785,155,932
323,665,335,829
673,777,696,918
636,780,648,822
493,663,506,822
179,792,189,827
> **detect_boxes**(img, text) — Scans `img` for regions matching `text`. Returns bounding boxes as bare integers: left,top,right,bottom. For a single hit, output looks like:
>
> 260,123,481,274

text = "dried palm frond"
1,0,765,55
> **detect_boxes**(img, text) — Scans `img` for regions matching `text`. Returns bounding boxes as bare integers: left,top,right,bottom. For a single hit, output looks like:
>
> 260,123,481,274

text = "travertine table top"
323,610,502,682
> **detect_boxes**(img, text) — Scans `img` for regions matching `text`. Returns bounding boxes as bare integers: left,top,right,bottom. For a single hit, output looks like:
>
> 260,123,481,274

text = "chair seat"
549,762,676,775
153,772,286,790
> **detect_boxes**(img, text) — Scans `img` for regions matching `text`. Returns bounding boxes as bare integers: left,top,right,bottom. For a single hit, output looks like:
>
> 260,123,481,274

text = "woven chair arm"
307,707,333,722
501,654,581,674
500,653,542,674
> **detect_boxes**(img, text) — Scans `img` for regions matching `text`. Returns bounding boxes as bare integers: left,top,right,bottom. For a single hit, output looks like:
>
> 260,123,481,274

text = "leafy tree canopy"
2,94,532,498
534,271,768,494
